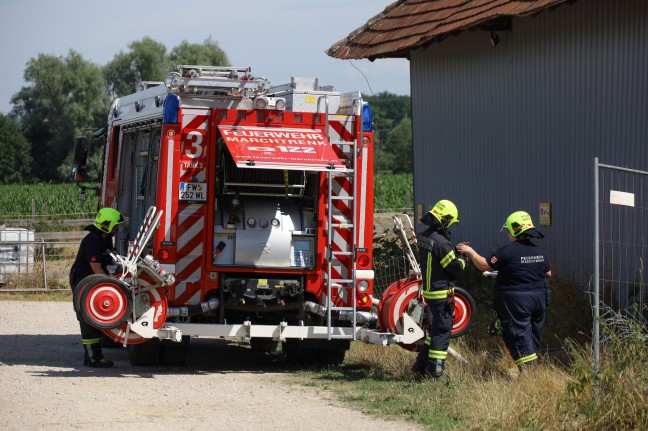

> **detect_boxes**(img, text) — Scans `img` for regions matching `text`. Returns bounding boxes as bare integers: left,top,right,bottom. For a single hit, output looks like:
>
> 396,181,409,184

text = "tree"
385,117,413,174
366,92,412,174
169,36,231,67
11,51,109,182
0,114,32,183
104,37,168,97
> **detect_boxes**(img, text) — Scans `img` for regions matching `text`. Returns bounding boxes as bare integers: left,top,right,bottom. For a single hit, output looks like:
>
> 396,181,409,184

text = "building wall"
410,0,648,285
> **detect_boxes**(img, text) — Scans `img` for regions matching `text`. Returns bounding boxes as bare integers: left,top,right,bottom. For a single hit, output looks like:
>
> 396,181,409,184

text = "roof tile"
327,0,572,59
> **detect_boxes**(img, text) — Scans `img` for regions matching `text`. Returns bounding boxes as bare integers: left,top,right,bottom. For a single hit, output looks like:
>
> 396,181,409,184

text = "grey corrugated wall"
410,0,648,286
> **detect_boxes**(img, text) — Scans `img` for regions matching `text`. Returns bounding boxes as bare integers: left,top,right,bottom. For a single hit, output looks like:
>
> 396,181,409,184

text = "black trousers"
494,289,546,362
416,297,453,367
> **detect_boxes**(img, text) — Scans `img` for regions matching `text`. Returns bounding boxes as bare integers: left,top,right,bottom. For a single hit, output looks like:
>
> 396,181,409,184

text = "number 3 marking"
184,131,203,159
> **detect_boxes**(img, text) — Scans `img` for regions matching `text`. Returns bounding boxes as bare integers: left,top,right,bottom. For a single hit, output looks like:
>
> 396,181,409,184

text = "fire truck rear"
72,65,414,366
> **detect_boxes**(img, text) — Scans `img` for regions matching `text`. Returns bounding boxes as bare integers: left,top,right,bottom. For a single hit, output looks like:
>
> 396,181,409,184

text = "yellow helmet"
93,208,125,233
430,200,459,228
502,211,543,238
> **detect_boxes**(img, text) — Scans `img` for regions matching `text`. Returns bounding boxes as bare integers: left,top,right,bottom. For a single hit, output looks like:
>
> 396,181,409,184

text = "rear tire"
282,339,348,367
128,339,160,366
250,338,279,354
159,336,191,366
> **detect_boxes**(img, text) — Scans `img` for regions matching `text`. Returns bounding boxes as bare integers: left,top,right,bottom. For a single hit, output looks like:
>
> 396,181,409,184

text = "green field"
0,174,413,220
0,183,99,221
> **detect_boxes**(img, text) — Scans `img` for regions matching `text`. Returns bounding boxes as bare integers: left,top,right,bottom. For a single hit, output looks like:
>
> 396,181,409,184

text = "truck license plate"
179,182,207,201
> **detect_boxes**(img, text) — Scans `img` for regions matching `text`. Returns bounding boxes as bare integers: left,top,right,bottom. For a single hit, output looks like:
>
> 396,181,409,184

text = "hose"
167,298,220,318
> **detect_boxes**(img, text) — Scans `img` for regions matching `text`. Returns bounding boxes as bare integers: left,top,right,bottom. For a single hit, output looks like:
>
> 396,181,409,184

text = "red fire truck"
72,65,430,366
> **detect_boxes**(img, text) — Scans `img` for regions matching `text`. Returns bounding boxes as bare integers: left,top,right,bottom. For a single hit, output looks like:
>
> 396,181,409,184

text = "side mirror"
71,166,89,183
72,136,89,168
92,127,107,140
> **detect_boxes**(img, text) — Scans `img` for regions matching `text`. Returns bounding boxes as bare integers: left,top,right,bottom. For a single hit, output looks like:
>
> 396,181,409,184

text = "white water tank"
0,228,35,283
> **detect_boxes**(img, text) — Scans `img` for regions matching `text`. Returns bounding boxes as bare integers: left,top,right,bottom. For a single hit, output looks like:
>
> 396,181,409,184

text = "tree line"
0,36,411,183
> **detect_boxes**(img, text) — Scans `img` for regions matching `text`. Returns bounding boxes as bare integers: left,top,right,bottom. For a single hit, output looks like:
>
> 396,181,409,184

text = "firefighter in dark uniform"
69,208,125,368
457,211,552,372
412,200,467,378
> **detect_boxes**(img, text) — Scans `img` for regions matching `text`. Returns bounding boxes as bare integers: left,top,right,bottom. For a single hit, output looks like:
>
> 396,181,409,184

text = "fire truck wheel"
282,347,314,366
73,274,109,313
128,339,160,366
78,276,133,330
250,338,279,354
317,349,346,366
450,287,476,338
159,336,191,366
282,339,348,367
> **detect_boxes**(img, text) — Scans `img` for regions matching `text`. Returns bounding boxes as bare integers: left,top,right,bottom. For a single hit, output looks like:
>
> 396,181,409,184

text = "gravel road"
0,301,423,431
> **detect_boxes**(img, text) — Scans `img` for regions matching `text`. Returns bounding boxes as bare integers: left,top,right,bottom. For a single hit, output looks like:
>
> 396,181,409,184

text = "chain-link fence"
0,238,78,292
594,157,648,391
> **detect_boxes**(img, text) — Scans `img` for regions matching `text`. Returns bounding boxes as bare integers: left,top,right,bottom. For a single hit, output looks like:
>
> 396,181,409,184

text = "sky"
0,0,410,115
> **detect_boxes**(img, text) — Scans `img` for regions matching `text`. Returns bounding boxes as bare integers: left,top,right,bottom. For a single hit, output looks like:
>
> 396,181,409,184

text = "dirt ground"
0,301,423,431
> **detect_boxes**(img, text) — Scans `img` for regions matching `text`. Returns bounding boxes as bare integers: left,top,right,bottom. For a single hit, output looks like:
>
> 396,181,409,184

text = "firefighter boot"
84,344,114,368
411,345,429,376
425,359,445,379
518,359,538,376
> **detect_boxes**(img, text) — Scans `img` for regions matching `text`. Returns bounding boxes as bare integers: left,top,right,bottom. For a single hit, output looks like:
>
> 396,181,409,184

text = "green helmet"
430,199,459,228
502,211,543,238
93,208,125,233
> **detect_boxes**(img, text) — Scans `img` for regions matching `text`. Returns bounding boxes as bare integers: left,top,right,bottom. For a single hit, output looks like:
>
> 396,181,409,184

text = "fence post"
31,198,36,222
41,240,47,290
593,157,600,399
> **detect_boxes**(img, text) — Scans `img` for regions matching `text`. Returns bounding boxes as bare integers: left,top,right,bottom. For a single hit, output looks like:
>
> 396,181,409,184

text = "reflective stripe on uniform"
425,252,432,290
423,287,454,300
82,338,102,345
428,349,448,360
440,250,456,268
515,353,538,365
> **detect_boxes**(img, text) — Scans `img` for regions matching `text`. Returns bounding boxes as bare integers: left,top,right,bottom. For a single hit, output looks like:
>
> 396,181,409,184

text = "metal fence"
0,239,78,291
593,157,648,387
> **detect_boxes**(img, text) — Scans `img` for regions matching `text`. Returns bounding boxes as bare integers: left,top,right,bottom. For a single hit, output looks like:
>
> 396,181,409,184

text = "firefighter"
457,211,552,373
412,200,467,379
69,208,125,368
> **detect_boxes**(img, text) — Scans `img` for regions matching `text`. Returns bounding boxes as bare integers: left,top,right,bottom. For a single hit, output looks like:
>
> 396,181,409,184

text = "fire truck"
72,65,473,366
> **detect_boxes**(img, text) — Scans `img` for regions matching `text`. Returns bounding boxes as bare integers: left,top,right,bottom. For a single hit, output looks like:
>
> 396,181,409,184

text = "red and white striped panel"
171,109,210,305
173,203,204,305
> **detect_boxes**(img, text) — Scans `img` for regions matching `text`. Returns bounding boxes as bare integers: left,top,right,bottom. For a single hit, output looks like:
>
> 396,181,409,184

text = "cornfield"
0,183,99,221
374,173,413,212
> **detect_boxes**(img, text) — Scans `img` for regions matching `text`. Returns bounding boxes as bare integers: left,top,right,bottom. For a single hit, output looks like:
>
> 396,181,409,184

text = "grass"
291,326,647,431
0,290,71,301
282,277,645,430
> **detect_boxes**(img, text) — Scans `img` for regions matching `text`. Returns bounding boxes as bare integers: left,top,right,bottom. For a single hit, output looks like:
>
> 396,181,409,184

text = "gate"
593,157,648,388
